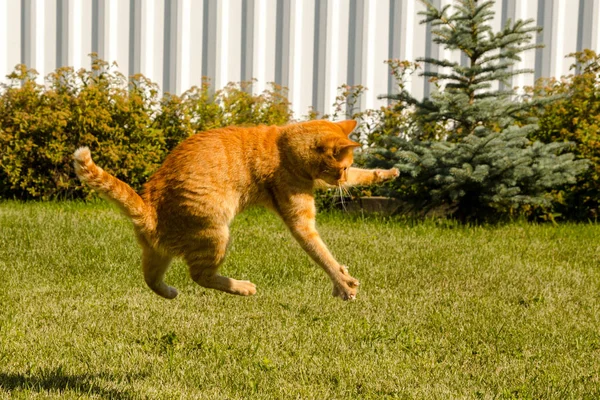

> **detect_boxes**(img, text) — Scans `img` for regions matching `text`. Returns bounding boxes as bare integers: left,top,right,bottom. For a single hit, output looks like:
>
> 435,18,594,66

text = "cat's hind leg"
184,226,256,296
142,246,178,299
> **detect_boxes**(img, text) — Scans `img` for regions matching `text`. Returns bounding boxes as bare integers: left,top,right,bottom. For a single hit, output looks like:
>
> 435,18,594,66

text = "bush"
0,56,294,200
0,58,165,199
527,50,600,220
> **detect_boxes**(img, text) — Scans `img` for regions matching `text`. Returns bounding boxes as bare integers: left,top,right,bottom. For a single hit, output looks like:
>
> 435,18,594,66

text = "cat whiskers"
337,183,352,212
341,184,352,199
337,184,347,211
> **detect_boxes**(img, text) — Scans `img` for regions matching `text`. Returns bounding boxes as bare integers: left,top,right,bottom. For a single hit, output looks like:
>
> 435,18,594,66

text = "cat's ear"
336,120,358,136
316,137,360,156
338,139,361,150
334,139,361,160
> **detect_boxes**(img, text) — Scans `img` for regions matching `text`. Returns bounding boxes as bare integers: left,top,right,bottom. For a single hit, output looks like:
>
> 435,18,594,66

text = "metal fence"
2,0,600,117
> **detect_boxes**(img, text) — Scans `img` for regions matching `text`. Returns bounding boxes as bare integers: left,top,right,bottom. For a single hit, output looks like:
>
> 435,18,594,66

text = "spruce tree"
369,0,588,221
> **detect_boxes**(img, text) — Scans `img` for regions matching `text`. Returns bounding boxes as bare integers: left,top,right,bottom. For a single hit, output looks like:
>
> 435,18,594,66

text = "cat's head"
312,120,361,186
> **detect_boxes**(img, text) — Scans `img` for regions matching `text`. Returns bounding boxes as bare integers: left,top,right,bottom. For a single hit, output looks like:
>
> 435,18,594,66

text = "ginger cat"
74,120,398,301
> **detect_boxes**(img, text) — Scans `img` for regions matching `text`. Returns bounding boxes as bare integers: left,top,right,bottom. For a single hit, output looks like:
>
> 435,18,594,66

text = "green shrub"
0,65,54,199
527,50,600,220
0,57,164,199
154,79,293,155
0,56,295,200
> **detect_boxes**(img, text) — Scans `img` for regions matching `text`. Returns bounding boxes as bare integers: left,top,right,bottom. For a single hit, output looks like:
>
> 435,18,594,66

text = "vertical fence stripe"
253,0,267,94
129,0,141,78
423,0,441,96
263,0,277,92
347,0,364,86
142,0,154,80
595,0,600,51
514,0,528,92
241,0,254,82
56,0,68,67
535,0,554,79
179,0,190,92
0,2,6,81
404,0,416,97
104,0,112,63
365,0,377,110
554,0,566,76
91,0,105,59
387,0,402,97
163,0,172,92
107,0,118,63
219,0,230,89
440,0,454,80
577,0,592,52
34,0,44,80
499,0,516,91
275,0,290,88
43,0,56,75
404,0,415,62
71,0,82,69
347,0,366,114
202,0,217,90
187,1,203,88
291,0,303,111
460,52,468,67
6,0,21,75
21,0,32,67
388,0,401,60
163,0,178,93
312,0,327,112
501,0,516,26
326,0,340,115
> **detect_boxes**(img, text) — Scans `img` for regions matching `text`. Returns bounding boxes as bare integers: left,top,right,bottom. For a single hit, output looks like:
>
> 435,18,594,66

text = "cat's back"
167,125,280,176
143,125,281,208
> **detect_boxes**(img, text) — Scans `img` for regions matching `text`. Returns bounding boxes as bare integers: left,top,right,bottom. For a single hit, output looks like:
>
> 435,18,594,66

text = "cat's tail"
73,147,155,231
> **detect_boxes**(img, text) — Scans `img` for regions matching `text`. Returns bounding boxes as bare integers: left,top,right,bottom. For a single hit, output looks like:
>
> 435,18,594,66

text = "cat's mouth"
322,176,345,186
320,171,345,186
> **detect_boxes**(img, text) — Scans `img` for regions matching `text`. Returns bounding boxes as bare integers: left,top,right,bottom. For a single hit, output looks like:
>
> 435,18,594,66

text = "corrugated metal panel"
1,0,600,117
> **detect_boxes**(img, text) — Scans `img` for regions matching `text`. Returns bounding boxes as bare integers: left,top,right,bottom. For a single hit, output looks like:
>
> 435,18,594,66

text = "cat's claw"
332,274,359,301
235,280,257,296
165,287,179,299
332,287,358,301
374,168,399,183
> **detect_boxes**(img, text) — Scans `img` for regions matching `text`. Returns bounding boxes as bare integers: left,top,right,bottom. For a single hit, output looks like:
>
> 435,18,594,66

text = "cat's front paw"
332,270,359,301
375,168,400,183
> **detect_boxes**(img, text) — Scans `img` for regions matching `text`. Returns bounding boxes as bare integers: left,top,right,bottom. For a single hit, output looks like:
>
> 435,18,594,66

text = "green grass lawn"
0,201,599,399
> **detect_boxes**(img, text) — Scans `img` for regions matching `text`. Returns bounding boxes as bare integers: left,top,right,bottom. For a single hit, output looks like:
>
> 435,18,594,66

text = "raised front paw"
332,268,360,301
374,168,400,183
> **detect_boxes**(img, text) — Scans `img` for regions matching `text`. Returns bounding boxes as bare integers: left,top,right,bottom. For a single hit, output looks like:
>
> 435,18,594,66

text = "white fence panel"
1,0,600,117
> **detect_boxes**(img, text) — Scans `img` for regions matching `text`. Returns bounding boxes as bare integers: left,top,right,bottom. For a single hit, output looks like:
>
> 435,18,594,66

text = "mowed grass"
0,202,599,399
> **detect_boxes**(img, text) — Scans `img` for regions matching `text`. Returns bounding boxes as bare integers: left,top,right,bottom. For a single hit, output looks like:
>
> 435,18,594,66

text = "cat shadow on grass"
0,367,145,399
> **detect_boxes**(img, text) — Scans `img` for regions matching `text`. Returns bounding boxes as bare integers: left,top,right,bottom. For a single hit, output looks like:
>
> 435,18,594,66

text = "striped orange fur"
73,120,399,300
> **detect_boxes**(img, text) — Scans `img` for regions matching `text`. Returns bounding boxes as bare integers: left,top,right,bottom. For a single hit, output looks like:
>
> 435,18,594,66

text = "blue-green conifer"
371,0,588,220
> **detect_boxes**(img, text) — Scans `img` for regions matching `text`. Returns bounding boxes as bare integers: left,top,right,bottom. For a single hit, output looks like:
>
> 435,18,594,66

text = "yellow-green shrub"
0,57,294,200
0,57,165,199
527,50,600,220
